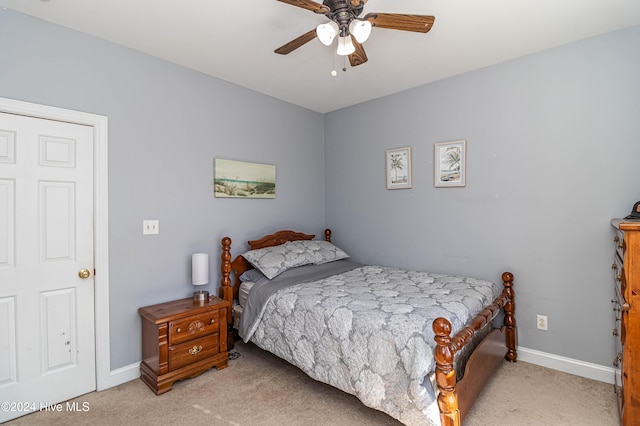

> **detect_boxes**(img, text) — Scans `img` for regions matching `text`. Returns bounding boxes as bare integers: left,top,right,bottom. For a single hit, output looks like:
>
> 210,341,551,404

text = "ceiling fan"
274,0,435,67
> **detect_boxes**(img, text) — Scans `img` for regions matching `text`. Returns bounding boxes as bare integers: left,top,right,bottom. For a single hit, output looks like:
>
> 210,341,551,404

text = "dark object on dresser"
624,201,640,220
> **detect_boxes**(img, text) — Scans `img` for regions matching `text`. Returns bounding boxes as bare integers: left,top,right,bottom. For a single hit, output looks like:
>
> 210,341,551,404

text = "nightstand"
139,296,230,395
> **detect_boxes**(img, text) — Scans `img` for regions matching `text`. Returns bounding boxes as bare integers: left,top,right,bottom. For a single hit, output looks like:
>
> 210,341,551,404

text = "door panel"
0,112,95,422
40,181,75,261
0,297,17,386
41,288,77,372
0,178,15,268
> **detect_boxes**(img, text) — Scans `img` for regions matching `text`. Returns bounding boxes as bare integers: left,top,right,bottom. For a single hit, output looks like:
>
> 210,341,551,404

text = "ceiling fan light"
316,21,339,46
336,36,355,56
349,19,372,44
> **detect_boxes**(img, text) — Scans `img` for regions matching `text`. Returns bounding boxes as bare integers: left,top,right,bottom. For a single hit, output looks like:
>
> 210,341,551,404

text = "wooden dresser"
139,296,230,394
611,219,640,424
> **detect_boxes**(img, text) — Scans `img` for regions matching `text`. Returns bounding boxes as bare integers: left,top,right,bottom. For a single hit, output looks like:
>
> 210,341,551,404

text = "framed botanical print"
386,147,412,189
434,140,466,187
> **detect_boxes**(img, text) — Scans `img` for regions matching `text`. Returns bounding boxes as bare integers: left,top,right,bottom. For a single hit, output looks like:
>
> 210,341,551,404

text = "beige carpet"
5,341,618,425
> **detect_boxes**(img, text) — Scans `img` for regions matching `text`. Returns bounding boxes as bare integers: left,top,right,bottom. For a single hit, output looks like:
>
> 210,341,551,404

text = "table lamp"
192,253,209,302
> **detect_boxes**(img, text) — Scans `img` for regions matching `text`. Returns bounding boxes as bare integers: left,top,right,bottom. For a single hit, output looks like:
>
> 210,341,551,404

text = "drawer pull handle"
189,345,202,355
622,302,630,312
613,352,623,367
177,328,182,333
210,318,215,324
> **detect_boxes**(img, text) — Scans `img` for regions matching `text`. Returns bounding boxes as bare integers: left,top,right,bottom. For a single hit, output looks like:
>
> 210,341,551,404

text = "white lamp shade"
192,253,209,285
336,35,355,56
316,21,339,46
349,19,372,44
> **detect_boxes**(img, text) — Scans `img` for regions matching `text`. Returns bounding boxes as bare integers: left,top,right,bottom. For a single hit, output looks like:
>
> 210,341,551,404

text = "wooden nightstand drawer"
168,310,220,345
169,334,220,370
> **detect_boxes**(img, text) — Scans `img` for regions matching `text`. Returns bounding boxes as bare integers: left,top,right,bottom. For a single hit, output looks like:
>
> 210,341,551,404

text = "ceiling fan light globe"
349,19,372,44
336,36,355,56
316,21,339,46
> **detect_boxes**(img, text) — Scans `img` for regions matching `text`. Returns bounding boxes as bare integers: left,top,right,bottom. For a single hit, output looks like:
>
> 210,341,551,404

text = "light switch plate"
143,220,159,235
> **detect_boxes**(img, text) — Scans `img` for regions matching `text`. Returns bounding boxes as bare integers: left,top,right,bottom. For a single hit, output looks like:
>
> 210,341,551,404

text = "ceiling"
2,0,640,113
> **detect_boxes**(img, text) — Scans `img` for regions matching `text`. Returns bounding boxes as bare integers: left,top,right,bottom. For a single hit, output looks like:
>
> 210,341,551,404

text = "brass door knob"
78,269,91,279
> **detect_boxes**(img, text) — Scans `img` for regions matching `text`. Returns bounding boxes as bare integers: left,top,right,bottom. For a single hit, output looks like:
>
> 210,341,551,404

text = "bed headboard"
219,229,333,307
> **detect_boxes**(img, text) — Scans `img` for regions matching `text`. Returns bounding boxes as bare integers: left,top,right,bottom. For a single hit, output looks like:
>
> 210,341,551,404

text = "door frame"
0,96,111,391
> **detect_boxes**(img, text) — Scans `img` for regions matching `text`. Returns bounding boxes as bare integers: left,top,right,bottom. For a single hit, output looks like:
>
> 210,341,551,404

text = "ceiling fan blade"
276,0,329,14
274,29,318,55
349,0,368,6
364,13,435,33
349,37,368,67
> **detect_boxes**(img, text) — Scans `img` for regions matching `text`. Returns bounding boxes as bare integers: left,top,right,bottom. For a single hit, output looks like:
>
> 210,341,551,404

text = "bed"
219,229,517,426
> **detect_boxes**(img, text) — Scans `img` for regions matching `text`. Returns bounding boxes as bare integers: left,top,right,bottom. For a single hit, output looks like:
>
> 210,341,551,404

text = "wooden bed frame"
219,229,517,426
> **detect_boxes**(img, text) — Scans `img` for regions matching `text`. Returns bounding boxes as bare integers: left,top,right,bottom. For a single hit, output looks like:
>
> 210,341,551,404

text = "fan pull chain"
331,50,337,77
330,48,348,77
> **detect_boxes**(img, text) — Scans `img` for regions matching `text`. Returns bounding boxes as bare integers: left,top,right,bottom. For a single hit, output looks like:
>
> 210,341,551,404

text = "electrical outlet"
143,220,159,235
537,314,548,331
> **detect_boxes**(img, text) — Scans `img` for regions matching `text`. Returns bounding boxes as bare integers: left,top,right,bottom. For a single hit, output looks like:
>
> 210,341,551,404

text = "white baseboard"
518,346,615,384
98,362,140,391
96,347,615,391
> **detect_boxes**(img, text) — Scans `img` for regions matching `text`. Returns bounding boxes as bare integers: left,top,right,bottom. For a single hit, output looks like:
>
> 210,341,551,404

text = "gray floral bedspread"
247,265,500,426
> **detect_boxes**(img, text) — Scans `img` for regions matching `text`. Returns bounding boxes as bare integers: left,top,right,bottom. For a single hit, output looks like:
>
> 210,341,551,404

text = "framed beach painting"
214,158,276,198
434,140,466,187
386,147,412,189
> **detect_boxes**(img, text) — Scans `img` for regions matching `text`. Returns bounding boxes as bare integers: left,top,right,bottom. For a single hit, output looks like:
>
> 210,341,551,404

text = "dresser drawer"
168,310,220,345
168,334,220,371
614,379,623,418
613,310,627,347
614,229,625,261
613,255,625,296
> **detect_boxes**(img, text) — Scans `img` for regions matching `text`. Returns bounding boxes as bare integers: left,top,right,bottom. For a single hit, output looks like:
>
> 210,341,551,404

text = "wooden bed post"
220,237,233,325
324,228,332,242
434,272,516,426
433,317,460,426
502,271,517,362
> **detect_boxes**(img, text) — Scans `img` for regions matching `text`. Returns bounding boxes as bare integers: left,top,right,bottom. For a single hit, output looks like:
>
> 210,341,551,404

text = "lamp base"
193,290,209,303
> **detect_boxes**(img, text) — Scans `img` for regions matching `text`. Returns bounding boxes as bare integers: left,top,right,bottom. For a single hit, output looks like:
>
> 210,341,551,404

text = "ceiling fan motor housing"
322,0,365,34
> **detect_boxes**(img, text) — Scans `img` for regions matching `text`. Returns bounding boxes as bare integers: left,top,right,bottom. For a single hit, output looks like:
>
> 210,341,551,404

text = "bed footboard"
433,272,516,426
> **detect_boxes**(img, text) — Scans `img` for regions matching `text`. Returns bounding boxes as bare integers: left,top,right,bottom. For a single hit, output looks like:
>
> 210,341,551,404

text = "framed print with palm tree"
434,140,466,187
386,146,412,189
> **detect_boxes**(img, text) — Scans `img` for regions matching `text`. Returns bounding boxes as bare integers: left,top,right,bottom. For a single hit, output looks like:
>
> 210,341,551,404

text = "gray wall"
3,6,639,372
0,9,325,369
325,26,640,366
